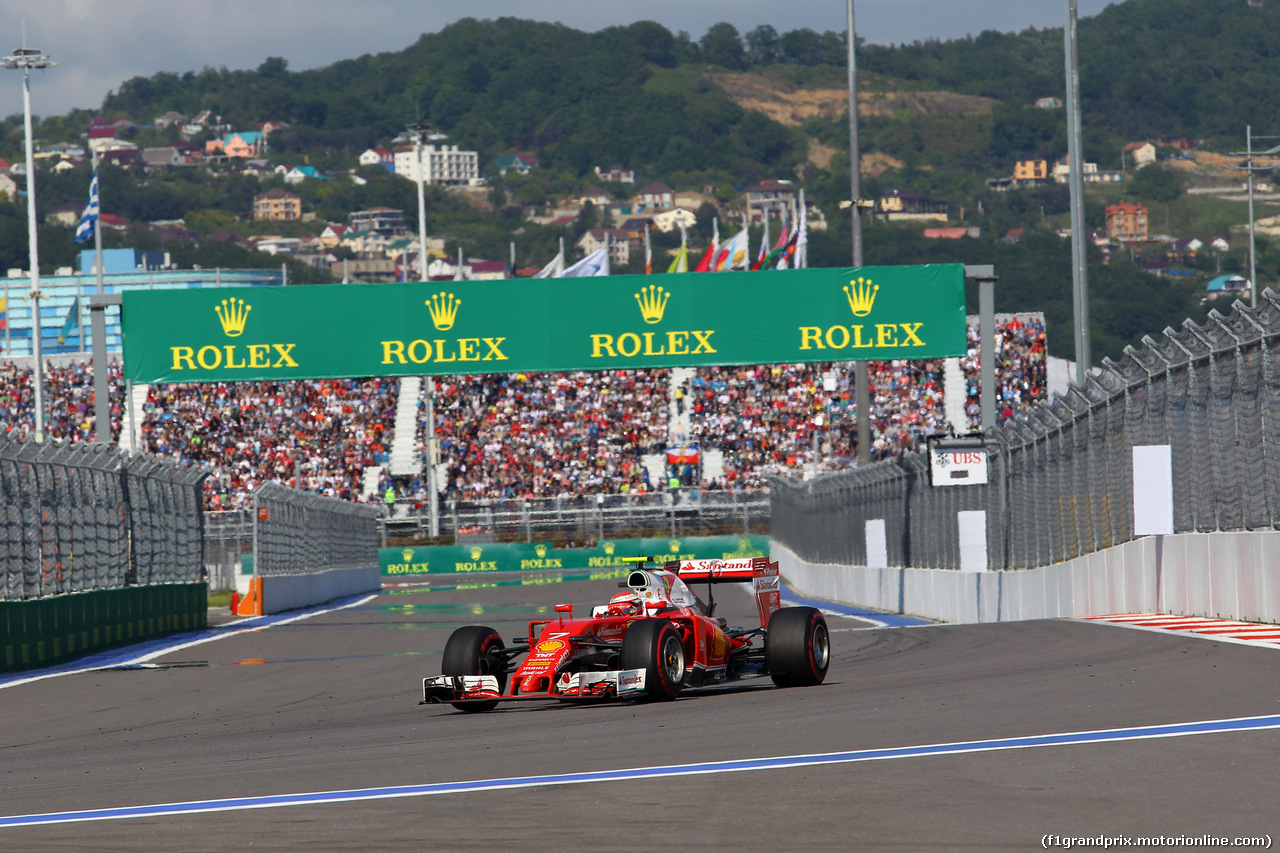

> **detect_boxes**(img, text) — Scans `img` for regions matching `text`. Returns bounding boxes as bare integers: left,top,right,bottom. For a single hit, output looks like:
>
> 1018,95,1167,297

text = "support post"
964,266,999,432
847,0,870,467
1065,0,1091,382
88,293,121,444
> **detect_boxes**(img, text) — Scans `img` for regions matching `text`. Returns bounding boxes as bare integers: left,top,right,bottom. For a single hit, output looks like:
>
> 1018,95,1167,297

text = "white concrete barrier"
774,531,1280,624
259,566,382,615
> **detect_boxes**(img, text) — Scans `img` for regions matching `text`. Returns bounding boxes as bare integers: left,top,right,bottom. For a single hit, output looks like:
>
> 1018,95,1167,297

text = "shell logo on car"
535,639,566,655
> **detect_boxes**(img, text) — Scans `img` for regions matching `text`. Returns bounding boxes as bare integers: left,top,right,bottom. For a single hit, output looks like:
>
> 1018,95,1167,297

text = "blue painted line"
780,582,934,627
0,594,376,689
3,712,1278,827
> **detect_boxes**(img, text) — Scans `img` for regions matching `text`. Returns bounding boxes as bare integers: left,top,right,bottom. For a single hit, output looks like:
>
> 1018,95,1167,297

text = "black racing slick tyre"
765,606,830,687
619,620,686,701
441,625,507,712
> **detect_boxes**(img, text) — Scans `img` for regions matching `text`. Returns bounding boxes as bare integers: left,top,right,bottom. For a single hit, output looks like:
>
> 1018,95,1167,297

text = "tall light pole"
3,46,56,443
394,121,446,538
847,0,871,467
1229,129,1280,309
1064,0,1090,384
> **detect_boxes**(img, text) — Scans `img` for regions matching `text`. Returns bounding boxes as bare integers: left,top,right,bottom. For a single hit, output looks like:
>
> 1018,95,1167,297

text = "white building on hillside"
394,144,482,187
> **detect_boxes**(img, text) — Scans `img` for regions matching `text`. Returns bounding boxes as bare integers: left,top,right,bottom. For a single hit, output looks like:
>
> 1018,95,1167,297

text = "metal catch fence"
252,481,381,577
0,436,207,600
203,510,252,591
383,490,770,543
771,291,1280,570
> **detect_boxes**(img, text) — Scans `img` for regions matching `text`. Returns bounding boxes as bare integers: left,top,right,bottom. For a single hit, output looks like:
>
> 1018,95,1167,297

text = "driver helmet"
607,591,642,616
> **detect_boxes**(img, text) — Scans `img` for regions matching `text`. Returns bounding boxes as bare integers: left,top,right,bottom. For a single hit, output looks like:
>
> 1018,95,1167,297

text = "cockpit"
593,569,707,617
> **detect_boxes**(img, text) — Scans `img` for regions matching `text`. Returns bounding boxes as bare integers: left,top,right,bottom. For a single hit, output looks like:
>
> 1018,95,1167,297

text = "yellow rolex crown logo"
535,543,547,558
668,539,681,553
470,546,483,560
604,541,616,555
215,298,251,337
634,284,670,324
427,292,461,331
401,548,414,561
844,277,879,318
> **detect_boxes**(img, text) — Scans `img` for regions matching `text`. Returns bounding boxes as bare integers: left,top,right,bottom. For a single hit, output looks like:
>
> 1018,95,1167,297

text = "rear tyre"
619,620,686,701
766,607,830,687
441,625,507,712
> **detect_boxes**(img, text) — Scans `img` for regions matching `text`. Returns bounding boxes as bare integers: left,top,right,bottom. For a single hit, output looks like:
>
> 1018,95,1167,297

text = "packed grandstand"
0,315,1046,511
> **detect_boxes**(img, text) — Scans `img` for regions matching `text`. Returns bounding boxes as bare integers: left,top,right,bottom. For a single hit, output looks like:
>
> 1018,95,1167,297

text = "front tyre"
766,607,830,687
619,620,686,701
441,625,507,712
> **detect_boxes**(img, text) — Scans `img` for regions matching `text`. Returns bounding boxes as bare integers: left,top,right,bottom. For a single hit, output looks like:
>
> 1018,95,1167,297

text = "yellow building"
1014,159,1048,182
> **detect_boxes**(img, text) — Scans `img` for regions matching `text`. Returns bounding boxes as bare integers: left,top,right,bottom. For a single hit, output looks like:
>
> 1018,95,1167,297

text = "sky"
0,0,1116,119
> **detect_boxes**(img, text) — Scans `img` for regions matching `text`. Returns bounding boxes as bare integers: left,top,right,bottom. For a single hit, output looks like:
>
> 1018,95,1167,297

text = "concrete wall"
775,531,1280,625
259,567,381,615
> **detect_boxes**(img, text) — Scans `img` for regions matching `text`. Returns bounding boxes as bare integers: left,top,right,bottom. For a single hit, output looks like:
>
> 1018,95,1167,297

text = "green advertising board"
381,535,770,577
121,265,966,383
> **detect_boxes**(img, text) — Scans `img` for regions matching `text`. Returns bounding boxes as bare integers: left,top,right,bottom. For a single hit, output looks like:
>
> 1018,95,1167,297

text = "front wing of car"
422,669,648,705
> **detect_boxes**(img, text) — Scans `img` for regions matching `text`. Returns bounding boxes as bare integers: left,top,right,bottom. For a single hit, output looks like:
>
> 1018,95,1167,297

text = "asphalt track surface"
1,570,1278,852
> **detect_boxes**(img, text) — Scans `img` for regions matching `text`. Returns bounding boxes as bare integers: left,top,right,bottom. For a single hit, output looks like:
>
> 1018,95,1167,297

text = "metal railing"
771,291,1280,570
1,436,207,600
381,490,771,543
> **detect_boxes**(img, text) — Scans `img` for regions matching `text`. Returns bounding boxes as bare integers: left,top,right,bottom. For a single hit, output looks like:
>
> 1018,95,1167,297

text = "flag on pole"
694,218,719,272
563,245,609,277
0,296,6,330
713,228,748,271
796,190,809,269
667,225,688,273
75,168,99,244
58,298,79,343
751,214,770,271
644,223,652,275
532,251,564,278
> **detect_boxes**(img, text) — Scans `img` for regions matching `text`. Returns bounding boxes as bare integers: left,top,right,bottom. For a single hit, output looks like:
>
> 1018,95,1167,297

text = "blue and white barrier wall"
774,530,1280,625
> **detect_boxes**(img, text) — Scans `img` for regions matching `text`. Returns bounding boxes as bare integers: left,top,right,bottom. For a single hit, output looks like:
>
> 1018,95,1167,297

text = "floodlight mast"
2,46,56,443
1228,130,1280,309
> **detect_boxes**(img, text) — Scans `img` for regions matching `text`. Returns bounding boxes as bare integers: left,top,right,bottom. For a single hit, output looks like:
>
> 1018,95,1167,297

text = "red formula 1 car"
421,556,829,711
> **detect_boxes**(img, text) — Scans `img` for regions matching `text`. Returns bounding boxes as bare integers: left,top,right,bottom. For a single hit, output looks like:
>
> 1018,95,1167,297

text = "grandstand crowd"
0,316,1047,509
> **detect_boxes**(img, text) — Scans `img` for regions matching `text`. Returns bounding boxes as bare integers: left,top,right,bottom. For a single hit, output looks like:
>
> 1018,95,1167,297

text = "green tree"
1125,164,1185,203
700,23,746,70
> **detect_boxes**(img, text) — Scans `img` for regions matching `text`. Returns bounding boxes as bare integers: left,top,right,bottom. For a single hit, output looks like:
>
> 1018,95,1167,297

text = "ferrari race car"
421,556,829,711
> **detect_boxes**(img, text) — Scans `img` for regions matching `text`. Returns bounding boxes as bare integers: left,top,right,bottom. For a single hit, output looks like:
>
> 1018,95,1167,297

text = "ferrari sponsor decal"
535,639,566,654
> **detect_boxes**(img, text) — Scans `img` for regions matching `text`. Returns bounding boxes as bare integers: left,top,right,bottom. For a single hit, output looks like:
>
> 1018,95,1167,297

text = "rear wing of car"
669,557,781,628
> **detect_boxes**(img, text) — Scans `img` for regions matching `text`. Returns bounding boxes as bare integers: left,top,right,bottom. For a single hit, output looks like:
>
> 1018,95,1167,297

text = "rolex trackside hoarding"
381,535,770,576
120,265,966,384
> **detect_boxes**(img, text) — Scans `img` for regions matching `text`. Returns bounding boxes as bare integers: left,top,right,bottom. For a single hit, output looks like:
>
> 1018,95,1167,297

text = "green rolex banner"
380,535,771,576
121,265,966,384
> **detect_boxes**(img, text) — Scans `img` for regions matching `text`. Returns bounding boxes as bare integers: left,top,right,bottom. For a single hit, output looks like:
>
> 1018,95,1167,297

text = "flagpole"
93,149,104,296
89,147,111,444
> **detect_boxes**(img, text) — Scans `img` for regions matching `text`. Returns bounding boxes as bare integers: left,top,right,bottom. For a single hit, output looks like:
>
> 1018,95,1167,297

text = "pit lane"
1,570,1277,851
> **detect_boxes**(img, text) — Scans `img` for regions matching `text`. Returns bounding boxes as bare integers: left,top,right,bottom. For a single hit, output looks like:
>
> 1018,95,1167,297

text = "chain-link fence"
204,510,252,591
772,292,1280,571
382,490,770,543
252,482,380,577
0,435,207,600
